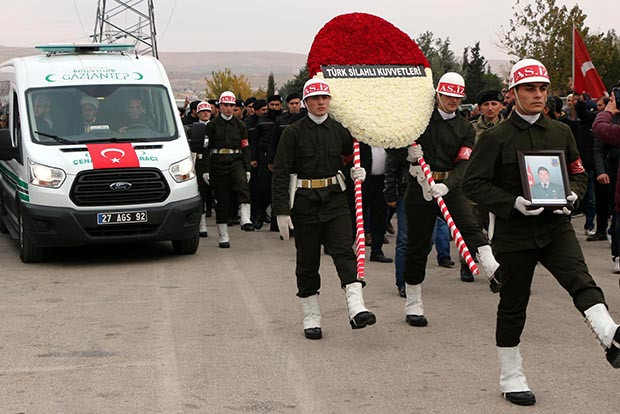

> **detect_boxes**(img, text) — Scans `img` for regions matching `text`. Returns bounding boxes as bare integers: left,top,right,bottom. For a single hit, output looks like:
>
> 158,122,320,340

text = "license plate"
97,211,148,225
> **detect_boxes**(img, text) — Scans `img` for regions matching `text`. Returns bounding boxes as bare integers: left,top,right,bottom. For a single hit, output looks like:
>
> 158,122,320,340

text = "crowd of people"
178,60,620,406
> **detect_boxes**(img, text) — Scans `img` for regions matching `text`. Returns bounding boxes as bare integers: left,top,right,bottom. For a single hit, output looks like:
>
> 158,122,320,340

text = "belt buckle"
311,179,323,188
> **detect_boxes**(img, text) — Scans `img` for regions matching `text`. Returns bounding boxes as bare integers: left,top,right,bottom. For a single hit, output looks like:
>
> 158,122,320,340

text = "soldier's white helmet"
219,91,236,105
302,78,332,100
436,72,466,98
196,101,212,112
508,58,550,89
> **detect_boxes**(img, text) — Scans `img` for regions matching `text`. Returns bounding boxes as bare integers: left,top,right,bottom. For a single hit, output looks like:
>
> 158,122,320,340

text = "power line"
159,0,179,41
73,0,90,41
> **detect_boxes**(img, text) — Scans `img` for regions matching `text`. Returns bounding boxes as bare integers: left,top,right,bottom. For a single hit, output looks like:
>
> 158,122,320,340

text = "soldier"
404,72,502,327
193,101,213,237
462,58,620,406
204,91,254,248
272,78,376,340
250,95,283,229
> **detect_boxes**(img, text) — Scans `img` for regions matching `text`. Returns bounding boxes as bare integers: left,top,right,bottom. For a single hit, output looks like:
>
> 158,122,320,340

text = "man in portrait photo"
530,166,564,199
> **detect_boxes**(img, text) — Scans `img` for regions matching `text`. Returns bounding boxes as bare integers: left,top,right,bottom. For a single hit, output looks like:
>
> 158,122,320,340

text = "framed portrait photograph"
517,150,571,209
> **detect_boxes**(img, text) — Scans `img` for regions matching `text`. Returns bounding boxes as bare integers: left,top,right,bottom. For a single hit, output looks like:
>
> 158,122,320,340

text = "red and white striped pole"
352,139,365,279
413,143,479,275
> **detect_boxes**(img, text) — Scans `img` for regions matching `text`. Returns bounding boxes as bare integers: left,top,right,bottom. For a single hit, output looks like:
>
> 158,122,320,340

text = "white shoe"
344,282,376,329
585,229,596,236
584,303,620,368
613,257,620,274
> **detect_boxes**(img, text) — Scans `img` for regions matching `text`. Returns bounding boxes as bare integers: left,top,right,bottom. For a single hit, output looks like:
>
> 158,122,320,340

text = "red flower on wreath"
307,13,430,77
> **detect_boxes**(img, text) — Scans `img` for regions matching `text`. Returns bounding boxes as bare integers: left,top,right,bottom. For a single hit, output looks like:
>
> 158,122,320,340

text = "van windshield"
26,85,178,145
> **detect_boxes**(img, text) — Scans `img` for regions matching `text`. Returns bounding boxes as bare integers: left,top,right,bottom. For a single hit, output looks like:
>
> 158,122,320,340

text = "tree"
461,42,503,103
205,68,253,100
585,29,620,90
279,65,309,98
267,72,276,98
416,31,460,85
499,0,592,95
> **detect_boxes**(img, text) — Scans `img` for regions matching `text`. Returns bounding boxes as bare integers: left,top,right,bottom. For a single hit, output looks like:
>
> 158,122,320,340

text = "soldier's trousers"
211,163,251,224
293,214,360,298
194,155,213,214
495,230,605,347
404,185,487,285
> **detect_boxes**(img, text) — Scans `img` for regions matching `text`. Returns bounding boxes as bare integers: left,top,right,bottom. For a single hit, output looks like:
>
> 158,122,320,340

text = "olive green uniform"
462,113,605,347
405,109,488,284
205,115,251,224
272,116,359,297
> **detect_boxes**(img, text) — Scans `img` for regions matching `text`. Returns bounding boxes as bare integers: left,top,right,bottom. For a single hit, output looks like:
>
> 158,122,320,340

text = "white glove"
553,191,578,215
276,215,294,240
406,144,423,163
202,173,210,185
409,165,432,201
513,196,544,216
246,171,251,183
430,183,449,198
350,166,366,182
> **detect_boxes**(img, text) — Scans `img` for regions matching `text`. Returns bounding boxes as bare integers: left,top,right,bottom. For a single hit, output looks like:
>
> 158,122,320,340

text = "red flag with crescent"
573,28,607,99
86,143,140,169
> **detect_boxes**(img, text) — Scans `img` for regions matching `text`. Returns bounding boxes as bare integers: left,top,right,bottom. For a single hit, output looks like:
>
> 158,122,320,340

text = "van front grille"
70,168,169,206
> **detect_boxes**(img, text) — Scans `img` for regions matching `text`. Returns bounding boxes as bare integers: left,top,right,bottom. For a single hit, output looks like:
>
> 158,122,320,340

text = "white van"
0,44,202,262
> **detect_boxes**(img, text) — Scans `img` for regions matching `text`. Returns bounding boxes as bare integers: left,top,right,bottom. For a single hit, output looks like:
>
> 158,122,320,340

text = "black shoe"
406,314,428,327
460,264,474,282
253,220,263,230
503,391,536,406
263,214,271,224
606,326,620,368
398,285,406,298
370,253,393,263
241,223,255,232
204,209,212,218
304,327,322,340
350,311,376,329
587,233,608,241
218,242,230,248
199,230,208,238
438,257,455,268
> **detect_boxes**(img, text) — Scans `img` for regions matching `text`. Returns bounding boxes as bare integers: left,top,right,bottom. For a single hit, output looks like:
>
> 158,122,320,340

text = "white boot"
497,346,536,405
613,257,620,274
217,223,229,248
405,283,427,326
199,214,208,237
300,295,322,340
240,203,254,231
344,282,376,329
584,303,620,367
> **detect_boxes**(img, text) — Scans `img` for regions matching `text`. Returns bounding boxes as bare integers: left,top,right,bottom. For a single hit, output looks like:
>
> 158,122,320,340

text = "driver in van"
79,96,100,133
119,98,155,133
33,95,54,134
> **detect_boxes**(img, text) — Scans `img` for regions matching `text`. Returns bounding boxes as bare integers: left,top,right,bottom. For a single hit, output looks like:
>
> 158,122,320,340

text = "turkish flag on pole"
573,28,607,99
87,143,140,169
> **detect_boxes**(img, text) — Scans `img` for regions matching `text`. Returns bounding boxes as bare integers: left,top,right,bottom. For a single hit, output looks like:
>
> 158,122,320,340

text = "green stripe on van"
0,164,29,196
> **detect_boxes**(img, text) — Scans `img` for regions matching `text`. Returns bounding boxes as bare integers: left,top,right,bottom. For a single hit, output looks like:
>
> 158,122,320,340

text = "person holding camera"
593,85,620,269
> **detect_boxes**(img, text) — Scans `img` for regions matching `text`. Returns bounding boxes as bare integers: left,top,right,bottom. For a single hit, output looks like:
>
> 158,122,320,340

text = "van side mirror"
0,129,17,160
186,123,207,153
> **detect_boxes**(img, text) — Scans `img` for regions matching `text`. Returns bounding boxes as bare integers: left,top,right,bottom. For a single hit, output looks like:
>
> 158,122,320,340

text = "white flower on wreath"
316,69,435,148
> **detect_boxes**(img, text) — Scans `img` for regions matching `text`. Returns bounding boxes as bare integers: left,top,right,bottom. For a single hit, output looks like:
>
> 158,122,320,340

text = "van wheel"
172,234,199,255
19,212,44,263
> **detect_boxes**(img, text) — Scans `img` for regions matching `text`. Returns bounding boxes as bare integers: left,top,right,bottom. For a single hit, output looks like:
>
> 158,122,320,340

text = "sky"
1,1,614,60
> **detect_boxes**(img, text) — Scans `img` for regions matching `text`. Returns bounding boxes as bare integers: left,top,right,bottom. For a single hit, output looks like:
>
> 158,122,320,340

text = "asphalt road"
0,216,618,413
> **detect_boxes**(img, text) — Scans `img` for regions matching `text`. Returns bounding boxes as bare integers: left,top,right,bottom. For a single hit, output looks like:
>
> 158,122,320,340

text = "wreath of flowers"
308,13,435,148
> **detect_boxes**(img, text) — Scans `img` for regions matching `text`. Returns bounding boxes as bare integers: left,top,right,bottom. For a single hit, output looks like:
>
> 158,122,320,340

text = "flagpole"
572,24,575,93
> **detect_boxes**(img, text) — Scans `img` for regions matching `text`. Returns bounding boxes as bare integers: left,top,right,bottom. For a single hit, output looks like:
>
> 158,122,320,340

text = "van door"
0,84,25,229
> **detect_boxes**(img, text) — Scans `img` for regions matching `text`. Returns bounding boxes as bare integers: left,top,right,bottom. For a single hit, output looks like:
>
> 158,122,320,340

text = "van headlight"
29,160,66,188
169,156,195,183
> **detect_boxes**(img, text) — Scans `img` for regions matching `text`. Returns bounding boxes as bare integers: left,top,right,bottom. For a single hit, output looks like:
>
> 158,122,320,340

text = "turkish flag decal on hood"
86,143,140,169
